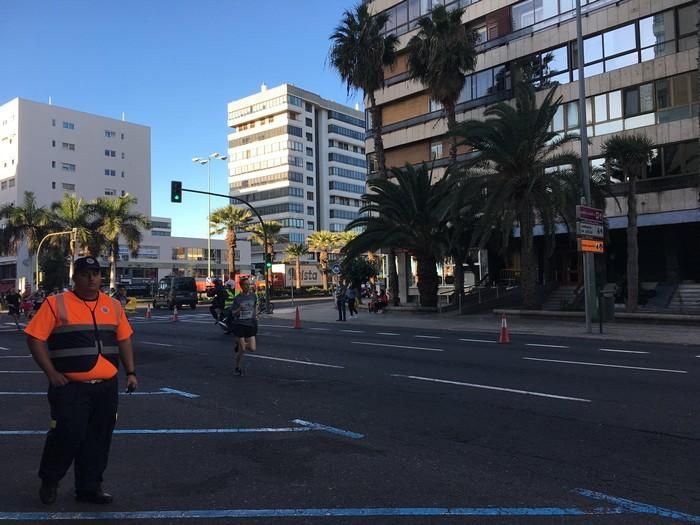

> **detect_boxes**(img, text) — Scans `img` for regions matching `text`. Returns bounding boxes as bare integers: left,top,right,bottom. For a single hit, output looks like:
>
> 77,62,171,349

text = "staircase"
541,285,580,311
667,283,700,315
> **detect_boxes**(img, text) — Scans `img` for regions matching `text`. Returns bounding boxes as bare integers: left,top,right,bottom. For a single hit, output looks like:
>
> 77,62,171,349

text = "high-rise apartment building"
367,0,699,299
227,84,366,263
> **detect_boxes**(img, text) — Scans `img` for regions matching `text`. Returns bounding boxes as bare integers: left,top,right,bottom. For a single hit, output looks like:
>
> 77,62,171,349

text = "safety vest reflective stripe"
55,293,69,323
49,346,119,358
53,324,116,334
224,290,235,307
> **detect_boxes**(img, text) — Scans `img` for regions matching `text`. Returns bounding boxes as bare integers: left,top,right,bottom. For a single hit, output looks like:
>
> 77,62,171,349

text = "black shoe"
75,488,113,504
235,367,242,376
39,482,57,505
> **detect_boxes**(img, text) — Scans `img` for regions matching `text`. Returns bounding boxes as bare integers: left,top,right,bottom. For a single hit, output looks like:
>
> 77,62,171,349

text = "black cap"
73,256,100,274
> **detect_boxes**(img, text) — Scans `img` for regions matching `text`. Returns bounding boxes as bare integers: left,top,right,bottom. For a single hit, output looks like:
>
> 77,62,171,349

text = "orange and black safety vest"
45,292,123,377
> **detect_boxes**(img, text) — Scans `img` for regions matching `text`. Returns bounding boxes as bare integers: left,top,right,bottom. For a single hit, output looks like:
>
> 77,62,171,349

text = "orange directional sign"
579,239,604,253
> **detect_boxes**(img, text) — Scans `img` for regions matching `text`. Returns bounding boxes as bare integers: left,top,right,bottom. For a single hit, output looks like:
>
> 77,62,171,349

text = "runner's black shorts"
233,321,257,339
8,305,19,316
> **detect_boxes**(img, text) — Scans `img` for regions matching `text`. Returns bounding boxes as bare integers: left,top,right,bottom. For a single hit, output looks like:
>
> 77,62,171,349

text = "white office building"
227,83,366,263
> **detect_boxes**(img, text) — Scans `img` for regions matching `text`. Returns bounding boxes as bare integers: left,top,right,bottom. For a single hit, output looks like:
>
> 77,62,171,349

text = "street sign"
205,277,212,285
579,239,604,253
576,221,604,239
576,205,603,223
331,264,341,275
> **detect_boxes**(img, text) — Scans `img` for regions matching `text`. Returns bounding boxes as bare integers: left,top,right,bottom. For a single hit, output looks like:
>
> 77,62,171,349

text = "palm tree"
329,2,400,304
344,164,452,307
601,134,654,313
0,191,50,287
454,83,581,309
210,205,252,281
407,4,477,167
247,221,283,286
89,194,149,290
284,243,309,289
49,194,95,279
307,231,342,291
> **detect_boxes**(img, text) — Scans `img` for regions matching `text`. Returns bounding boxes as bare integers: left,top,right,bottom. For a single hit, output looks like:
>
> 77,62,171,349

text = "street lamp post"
35,228,77,289
192,153,228,280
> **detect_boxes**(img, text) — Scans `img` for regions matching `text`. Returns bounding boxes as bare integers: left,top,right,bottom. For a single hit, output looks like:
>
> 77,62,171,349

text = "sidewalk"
275,299,700,346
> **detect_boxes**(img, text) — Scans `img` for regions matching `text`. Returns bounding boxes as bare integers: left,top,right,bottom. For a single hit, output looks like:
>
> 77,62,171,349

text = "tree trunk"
320,250,328,290
109,241,118,290
519,209,539,309
368,94,385,179
445,100,458,168
387,249,399,305
227,229,236,280
626,171,639,313
416,254,439,307
295,256,301,289
267,244,274,290
452,255,464,303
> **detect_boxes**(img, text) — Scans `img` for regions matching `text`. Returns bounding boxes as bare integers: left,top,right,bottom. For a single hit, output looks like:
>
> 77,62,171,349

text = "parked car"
152,276,198,310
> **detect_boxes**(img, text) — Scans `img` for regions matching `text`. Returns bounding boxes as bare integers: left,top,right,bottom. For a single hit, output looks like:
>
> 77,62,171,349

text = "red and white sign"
576,205,603,223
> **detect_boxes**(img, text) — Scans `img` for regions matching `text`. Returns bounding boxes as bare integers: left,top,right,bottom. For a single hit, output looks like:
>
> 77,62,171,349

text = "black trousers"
39,377,118,492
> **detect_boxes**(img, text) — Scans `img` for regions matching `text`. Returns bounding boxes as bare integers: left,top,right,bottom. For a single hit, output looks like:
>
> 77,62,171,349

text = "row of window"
233,115,277,132
289,232,306,243
239,186,305,203
549,72,698,138
328,153,368,168
329,139,366,154
228,124,290,148
328,124,364,141
257,202,305,215
329,209,360,220
231,155,304,176
329,166,367,182
330,196,362,207
0,177,15,190
328,110,365,129
150,221,171,229
104,130,125,139
228,94,302,121
280,218,306,229
50,121,126,140
230,139,304,161
230,171,304,189
329,181,365,194
382,0,478,36
172,247,224,262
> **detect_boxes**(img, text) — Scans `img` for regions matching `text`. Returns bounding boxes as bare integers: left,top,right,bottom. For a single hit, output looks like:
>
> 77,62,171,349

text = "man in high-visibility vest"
25,256,137,506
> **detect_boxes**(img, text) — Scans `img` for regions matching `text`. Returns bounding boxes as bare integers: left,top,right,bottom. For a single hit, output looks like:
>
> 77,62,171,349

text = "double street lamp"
192,153,228,279
35,228,78,289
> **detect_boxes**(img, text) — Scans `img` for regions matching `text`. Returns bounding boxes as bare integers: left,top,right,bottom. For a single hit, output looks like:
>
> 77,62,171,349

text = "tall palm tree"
601,134,654,313
89,194,149,290
307,231,342,291
344,164,452,307
284,243,309,289
454,83,580,309
407,4,477,167
329,2,400,303
210,205,252,281
49,193,94,279
247,221,283,286
0,191,50,287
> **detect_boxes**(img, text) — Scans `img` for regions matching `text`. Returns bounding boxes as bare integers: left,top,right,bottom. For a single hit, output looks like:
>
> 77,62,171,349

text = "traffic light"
170,181,182,203
265,254,272,269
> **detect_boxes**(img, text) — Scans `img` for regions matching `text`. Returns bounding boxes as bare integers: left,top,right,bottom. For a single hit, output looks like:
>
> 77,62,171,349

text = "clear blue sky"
0,0,362,238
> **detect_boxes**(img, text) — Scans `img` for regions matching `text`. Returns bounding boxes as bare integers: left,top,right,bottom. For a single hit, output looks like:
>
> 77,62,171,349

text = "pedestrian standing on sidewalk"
346,285,358,318
6,287,21,328
229,277,257,376
25,256,137,506
335,282,347,321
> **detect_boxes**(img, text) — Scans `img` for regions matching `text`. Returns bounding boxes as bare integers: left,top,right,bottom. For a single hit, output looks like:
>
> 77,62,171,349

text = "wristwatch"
126,371,136,376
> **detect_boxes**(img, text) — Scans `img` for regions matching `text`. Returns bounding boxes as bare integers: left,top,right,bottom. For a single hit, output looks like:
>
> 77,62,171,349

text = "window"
289,233,305,243
52,119,56,127
329,167,366,181
306,162,313,172
307,221,315,230
328,153,367,168
104,188,116,196
63,121,75,130
307,191,314,201
51,182,56,189
305,102,313,113
329,181,365,194
8,178,15,188
639,11,675,60
52,140,56,147
62,142,75,151
306,132,313,142
307,207,314,216
105,169,116,177
328,124,364,141
431,141,443,159
677,4,697,51
51,161,56,168
0,181,6,190
288,125,303,137
306,147,313,157
330,209,359,220
121,171,125,178
61,183,75,191
121,190,126,196
121,133,125,139
663,141,699,177
623,83,654,117
105,149,116,157
305,117,313,127
307,176,314,186
105,130,116,138
61,163,76,172
121,152,125,159
328,110,365,128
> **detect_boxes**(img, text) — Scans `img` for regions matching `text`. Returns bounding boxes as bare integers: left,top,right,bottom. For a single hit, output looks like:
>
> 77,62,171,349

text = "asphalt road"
1,309,699,524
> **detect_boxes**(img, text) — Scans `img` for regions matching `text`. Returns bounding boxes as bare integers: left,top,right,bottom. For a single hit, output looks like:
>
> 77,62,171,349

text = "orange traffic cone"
498,313,510,344
293,306,302,329
172,305,179,322
145,303,152,319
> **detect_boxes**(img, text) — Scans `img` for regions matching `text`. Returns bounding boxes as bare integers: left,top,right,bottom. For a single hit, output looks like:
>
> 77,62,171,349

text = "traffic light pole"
177,186,270,313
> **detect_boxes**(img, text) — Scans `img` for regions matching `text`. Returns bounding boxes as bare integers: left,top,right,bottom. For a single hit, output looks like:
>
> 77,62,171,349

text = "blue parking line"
292,419,365,439
0,506,625,520
575,488,700,523
0,387,198,399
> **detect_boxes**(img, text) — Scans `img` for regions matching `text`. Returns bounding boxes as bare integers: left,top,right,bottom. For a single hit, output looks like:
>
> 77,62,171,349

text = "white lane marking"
599,348,649,355
415,335,440,339
392,374,590,403
0,371,42,374
0,346,10,350
526,343,569,349
258,324,294,329
352,341,444,353
309,328,330,331
0,356,31,359
141,341,173,347
523,357,687,374
377,332,400,336
459,338,497,344
341,329,365,333
248,354,344,369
